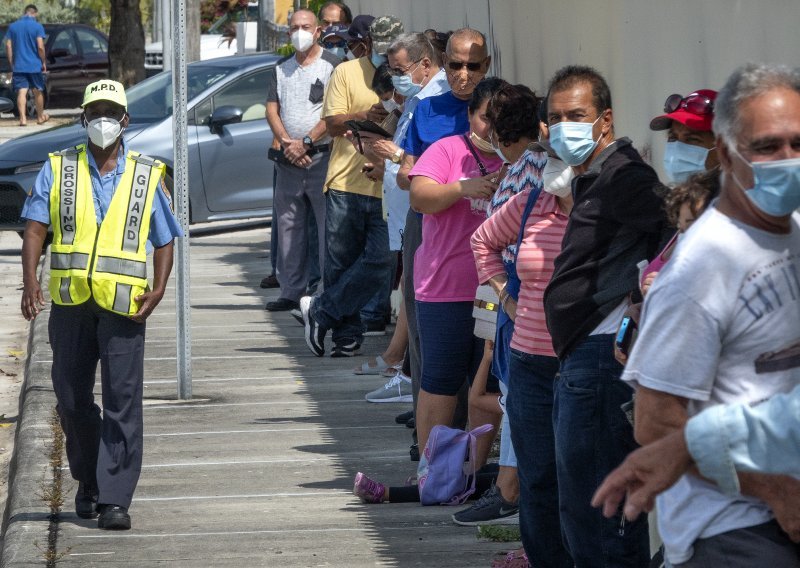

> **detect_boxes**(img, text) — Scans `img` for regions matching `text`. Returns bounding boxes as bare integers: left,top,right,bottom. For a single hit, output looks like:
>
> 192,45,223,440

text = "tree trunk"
186,0,201,63
109,0,146,87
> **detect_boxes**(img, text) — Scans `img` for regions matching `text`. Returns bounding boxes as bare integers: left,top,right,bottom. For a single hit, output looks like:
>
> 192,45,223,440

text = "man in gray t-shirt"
623,64,800,567
264,9,339,311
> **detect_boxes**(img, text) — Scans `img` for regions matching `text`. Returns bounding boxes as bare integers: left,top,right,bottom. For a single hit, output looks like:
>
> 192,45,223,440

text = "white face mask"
542,156,575,197
87,117,123,149
381,96,400,113
290,29,315,53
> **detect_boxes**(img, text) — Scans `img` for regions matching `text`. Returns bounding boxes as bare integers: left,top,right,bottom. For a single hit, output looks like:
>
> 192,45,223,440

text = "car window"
74,29,107,55
51,30,78,57
125,66,232,124
202,69,268,124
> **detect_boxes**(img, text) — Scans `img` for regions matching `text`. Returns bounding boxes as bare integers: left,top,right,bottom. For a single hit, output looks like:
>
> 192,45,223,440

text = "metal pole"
162,0,172,72
172,0,192,399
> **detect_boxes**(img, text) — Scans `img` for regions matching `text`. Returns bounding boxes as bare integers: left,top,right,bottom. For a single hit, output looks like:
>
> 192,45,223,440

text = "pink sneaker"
353,472,386,503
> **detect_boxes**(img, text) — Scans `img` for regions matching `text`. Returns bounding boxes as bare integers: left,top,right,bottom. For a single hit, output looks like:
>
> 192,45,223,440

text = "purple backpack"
417,424,494,505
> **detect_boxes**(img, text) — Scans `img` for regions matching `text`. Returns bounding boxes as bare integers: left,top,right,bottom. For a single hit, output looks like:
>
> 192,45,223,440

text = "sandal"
490,549,529,568
353,355,390,375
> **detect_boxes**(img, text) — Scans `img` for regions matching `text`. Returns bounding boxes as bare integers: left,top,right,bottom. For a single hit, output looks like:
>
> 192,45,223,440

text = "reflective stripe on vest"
113,283,133,314
51,252,91,270
122,160,154,253
95,256,147,279
58,151,79,246
59,277,73,303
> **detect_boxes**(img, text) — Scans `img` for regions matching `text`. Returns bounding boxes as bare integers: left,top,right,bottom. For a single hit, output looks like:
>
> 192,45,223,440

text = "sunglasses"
664,93,714,116
446,59,485,72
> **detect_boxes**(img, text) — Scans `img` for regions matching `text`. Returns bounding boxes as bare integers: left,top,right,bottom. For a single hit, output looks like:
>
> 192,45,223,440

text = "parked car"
0,52,279,232
145,25,258,77
0,23,109,117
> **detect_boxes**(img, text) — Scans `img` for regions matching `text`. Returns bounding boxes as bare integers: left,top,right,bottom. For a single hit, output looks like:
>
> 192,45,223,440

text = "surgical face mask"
542,157,575,198
326,46,346,60
381,96,400,113
87,117,123,149
290,29,315,53
391,72,422,98
345,47,360,61
371,52,387,68
548,115,602,167
731,148,800,217
470,131,496,154
663,140,711,184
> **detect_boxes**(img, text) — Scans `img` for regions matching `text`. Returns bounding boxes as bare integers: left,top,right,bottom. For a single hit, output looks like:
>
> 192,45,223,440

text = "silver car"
0,52,280,231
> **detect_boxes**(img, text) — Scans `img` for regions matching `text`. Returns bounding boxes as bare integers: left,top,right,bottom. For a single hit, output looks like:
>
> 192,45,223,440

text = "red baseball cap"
649,89,717,132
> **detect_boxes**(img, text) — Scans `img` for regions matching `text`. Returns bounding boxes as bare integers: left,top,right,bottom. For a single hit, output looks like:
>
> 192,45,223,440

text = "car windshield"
126,65,231,124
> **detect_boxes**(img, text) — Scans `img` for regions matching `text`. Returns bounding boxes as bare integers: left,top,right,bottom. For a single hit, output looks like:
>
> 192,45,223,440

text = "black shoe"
97,504,131,530
406,417,415,429
331,340,362,358
265,298,299,312
300,296,326,356
75,482,98,519
260,274,279,288
395,410,413,425
410,442,420,462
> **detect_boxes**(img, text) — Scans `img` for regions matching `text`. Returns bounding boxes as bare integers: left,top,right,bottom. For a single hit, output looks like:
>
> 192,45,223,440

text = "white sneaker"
365,371,413,403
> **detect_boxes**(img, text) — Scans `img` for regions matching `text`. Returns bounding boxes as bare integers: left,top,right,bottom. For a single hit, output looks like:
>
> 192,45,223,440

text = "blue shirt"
5,16,45,73
401,90,470,157
686,385,800,496
21,140,183,248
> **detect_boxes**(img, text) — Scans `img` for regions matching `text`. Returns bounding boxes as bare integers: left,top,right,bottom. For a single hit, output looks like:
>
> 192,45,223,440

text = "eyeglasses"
664,93,714,116
446,59,485,72
389,59,421,77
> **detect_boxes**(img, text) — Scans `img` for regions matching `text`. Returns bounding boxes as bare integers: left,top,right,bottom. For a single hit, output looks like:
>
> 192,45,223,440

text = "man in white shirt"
622,63,800,567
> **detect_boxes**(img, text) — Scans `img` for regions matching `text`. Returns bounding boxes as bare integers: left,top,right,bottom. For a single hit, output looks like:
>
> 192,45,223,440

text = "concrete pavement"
1,227,518,567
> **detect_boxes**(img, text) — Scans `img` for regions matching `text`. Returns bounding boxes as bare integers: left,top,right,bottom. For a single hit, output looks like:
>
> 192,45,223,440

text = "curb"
1,255,56,567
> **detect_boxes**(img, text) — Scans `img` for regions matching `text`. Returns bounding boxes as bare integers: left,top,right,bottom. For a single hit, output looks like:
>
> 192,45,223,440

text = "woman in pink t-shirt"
408,77,506,459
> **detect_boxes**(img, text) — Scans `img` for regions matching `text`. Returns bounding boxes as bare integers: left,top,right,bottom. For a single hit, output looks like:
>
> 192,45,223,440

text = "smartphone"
615,315,638,356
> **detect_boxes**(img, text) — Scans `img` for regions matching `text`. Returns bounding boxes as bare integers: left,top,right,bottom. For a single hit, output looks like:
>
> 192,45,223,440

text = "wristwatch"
390,148,404,164
302,136,313,148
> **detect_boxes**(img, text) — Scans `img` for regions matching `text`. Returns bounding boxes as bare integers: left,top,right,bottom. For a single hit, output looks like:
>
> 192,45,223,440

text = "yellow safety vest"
48,145,165,316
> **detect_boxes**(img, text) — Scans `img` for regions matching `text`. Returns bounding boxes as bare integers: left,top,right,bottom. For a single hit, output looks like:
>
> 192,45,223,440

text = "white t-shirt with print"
622,206,800,565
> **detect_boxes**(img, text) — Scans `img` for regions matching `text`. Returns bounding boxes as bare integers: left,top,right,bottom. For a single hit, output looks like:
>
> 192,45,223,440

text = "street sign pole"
172,0,192,399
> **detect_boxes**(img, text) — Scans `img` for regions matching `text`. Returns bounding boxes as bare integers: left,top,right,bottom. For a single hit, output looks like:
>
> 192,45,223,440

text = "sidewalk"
1,227,518,567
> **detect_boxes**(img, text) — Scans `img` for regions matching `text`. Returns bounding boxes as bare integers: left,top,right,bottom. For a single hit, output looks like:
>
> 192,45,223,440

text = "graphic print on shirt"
738,251,800,373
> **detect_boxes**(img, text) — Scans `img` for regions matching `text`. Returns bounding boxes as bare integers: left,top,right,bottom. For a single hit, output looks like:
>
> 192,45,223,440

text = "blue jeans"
507,348,572,568
312,189,390,345
554,335,650,567
360,249,395,325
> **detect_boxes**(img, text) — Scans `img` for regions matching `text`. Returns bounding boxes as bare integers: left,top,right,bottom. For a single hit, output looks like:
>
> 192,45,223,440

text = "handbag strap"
462,134,489,177
514,186,543,262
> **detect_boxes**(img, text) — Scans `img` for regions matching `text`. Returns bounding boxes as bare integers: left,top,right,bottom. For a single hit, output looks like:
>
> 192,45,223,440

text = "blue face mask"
732,149,800,217
391,73,422,98
549,116,602,166
371,52,387,68
327,46,346,60
663,140,712,184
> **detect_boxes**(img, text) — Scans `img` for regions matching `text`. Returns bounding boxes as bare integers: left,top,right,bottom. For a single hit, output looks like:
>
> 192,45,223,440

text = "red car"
0,23,109,117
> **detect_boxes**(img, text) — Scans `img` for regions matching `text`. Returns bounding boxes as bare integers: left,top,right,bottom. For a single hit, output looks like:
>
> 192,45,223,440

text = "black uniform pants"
48,299,145,509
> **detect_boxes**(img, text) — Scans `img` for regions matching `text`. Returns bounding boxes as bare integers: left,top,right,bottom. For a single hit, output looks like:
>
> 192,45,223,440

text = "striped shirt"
472,189,568,356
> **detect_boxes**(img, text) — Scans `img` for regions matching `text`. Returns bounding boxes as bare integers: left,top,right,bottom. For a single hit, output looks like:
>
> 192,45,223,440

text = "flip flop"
36,114,50,125
353,355,390,375
18,121,26,127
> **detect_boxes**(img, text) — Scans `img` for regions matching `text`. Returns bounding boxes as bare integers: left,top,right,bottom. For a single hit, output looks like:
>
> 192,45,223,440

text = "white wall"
346,0,800,173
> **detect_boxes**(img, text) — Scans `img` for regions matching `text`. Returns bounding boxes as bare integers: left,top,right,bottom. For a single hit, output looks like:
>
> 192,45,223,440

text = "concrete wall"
345,0,800,172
